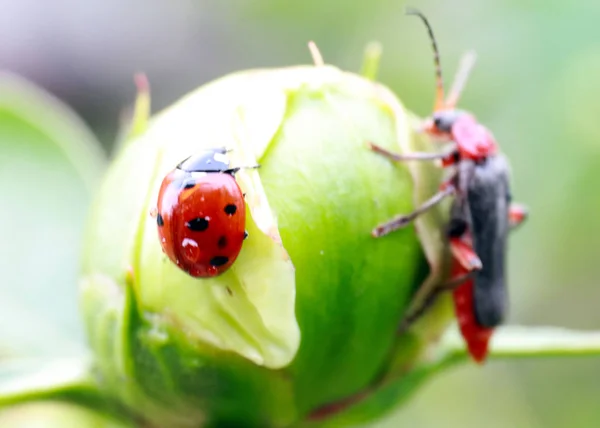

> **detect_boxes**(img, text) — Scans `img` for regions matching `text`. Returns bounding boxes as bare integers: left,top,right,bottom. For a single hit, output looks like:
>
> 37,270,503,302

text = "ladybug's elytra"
156,148,253,278
369,8,528,363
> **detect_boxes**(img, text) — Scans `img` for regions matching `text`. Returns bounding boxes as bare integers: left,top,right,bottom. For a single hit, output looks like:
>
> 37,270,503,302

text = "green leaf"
0,72,107,356
0,356,139,425
0,358,95,406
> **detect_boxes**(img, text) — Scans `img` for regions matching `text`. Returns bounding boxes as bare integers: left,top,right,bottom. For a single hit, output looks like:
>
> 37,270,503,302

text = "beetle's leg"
372,185,456,237
367,141,456,162
398,287,445,332
398,269,475,332
449,237,482,271
509,203,528,230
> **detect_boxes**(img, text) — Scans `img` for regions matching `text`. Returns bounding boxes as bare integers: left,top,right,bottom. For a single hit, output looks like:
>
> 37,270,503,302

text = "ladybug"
155,148,250,278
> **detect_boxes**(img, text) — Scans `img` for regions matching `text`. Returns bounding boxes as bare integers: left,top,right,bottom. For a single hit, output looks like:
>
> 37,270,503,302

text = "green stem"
302,325,600,427
441,325,600,360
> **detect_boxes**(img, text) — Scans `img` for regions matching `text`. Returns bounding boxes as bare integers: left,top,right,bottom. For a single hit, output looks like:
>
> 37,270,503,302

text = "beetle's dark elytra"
451,155,512,328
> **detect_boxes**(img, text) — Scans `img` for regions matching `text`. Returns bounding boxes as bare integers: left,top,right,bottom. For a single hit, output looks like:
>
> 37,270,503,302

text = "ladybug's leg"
368,141,456,162
225,164,261,175
509,203,528,230
372,185,456,237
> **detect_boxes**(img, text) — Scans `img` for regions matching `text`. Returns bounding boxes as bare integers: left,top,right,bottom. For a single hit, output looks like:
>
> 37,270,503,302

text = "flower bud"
80,62,452,426
0,401,131,427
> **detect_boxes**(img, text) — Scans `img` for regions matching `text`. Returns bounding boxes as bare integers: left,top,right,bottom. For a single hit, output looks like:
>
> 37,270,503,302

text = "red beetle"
370,8,528,363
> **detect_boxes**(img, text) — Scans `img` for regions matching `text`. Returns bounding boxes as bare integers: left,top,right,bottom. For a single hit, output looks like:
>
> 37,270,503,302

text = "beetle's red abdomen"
451,261,493,363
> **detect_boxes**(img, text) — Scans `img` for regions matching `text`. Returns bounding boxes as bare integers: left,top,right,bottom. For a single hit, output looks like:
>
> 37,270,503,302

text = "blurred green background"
1,0,599,427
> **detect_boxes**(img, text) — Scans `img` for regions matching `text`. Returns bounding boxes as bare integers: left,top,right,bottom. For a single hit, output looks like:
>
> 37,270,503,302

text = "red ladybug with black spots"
155,148,251,278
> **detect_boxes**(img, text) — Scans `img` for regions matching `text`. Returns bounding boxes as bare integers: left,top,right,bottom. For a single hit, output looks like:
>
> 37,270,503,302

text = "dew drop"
181,238,200,260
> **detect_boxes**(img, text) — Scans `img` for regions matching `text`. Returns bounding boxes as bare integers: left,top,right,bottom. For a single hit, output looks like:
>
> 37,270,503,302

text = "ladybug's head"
177,148,231,173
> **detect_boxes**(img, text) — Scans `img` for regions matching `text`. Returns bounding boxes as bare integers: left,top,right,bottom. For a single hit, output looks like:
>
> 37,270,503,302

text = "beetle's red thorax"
451,114,498,161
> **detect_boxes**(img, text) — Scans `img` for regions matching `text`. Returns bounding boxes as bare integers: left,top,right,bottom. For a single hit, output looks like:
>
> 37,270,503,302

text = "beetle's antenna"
308,41,325,67
446,50,477,109
406,7,445,111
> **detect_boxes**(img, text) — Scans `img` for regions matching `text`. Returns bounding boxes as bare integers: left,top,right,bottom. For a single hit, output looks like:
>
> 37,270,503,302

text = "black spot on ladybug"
244,231,249,240
187,217,209,231
157,214,164,227
224,204,237,215
210,256,229,267
217,236,228,248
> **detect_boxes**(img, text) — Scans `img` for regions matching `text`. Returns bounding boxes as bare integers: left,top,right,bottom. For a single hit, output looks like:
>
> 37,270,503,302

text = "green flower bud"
80,58,452,427
0,401,132,428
